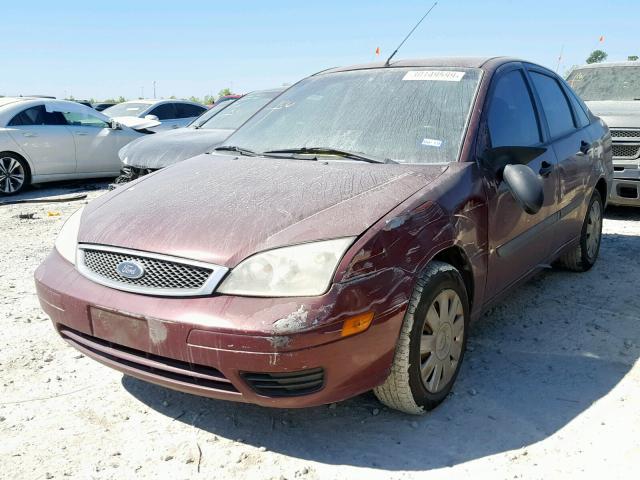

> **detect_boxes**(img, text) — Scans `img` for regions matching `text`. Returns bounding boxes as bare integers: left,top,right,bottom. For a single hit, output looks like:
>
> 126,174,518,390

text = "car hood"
586,101,640,129
113,115,162,131
119,127,233,169
79,154,446,266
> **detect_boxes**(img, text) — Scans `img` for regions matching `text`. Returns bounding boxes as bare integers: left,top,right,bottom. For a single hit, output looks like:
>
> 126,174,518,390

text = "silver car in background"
103,99,207,132
115,88,284,183
0,98,157,194
567,61,640,206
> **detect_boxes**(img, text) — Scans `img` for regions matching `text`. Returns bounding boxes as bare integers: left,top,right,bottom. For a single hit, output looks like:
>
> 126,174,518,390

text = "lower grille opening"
242,368,324,397
619,186,638,199
59,326,238,393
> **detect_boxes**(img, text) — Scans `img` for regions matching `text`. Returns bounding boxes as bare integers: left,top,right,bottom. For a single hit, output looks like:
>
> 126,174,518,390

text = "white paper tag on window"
421,138,443,147
403,70,465,82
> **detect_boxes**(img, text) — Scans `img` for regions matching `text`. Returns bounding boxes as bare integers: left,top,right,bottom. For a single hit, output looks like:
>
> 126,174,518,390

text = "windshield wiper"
263,147,397,164
212,145,260,157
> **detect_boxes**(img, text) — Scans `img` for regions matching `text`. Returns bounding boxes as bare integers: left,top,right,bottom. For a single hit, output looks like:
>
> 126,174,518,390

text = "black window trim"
524,65,583,142
483,62,547,151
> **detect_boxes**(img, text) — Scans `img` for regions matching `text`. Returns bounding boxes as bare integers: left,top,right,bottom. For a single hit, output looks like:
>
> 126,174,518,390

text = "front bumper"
35,249,410,408
609,161,640,206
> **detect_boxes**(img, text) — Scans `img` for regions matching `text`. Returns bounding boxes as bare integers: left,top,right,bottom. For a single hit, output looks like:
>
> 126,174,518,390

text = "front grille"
59,326,239,393
77,244,228,296
612,144,640,159
610,129,640,139
242,368,324,397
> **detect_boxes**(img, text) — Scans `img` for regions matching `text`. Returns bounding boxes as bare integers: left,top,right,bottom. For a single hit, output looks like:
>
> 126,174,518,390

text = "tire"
557,191,603,272
374,261,469,414
0,153,29,195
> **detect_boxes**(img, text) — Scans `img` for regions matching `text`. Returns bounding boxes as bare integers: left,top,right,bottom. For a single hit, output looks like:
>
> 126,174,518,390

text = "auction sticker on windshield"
403,70,465,81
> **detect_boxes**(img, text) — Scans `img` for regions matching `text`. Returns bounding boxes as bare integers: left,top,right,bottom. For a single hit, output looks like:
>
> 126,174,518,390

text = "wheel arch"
595,177,607,205
430,245,475,311
0,150,32,180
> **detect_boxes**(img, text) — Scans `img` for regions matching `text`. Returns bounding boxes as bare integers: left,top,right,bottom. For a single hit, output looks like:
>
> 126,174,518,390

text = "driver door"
482,64,560,300
62,111,122,174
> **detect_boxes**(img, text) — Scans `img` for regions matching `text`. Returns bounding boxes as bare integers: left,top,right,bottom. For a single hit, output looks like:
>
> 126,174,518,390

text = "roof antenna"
384,2,439,67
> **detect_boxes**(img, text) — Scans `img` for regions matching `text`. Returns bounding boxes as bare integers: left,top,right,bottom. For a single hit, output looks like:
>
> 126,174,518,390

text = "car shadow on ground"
0,179,110,204
123,227,640,471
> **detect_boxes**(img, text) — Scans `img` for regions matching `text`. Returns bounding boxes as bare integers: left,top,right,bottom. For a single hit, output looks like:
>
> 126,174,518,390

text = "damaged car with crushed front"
35,57,612,414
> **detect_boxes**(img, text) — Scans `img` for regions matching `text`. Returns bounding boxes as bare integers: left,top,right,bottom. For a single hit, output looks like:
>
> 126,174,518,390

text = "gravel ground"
1,181,639,480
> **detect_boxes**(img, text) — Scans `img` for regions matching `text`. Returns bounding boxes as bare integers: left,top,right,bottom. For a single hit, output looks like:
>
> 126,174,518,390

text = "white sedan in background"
102,99,207,132
0,97,158,195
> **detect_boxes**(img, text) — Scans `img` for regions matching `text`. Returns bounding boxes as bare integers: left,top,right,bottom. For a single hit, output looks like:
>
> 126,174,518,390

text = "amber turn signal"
341,312,375,337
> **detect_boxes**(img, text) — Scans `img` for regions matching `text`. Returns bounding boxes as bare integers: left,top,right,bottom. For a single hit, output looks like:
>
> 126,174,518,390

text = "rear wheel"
373,261,469,414
558,191,603,272
0,153,29,195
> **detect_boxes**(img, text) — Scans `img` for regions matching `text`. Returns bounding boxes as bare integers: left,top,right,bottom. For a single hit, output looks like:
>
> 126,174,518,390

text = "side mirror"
502,164,544,215
144,114,159,121
482,146,547,175
109,119,121,130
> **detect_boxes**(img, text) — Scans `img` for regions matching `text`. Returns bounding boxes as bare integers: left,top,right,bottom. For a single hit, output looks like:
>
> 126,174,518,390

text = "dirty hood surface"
586,101,640,129
119,128,233,169
80,154,446,266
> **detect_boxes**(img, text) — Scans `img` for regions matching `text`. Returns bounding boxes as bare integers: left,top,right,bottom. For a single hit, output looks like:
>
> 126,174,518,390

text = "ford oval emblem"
115,260,145,279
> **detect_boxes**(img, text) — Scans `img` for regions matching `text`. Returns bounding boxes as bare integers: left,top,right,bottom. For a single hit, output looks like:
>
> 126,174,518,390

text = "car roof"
119,99,204,106
0,97,30,108
571,61,640,70
319,56,518,75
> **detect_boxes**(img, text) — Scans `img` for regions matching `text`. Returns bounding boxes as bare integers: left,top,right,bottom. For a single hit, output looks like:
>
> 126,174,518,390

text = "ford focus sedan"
35,57,612,414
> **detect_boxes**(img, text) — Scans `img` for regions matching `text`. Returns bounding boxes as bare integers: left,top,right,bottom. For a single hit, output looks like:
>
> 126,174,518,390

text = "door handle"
539,161,553,177
22,132,37,137
576,140,591,156
75,132,89,136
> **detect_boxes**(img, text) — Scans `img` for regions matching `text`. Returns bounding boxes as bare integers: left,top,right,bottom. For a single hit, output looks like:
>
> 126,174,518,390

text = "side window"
8,105,67,126
530,72,576,138
175,103,206,118
565,86,590,128
62,111,109,128
149,103,176,120
487,70,541,148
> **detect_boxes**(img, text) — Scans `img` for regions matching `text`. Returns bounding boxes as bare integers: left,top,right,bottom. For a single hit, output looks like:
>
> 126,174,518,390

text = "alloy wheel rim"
0,157,25,193
585,200,602,260
420,289,464,393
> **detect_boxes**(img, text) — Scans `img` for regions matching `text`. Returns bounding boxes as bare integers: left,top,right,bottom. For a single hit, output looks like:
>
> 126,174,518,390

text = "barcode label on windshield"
402,71,465,82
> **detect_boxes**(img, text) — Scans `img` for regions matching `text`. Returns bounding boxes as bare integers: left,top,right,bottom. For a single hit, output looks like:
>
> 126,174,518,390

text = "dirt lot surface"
1,181,639,480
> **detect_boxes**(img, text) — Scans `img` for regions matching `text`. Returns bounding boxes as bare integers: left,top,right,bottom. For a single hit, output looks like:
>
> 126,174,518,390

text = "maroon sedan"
35,57,612,414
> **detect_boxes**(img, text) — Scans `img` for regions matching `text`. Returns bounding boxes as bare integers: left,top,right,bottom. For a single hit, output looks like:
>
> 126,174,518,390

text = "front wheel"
557,191,603,272
373,261,469,414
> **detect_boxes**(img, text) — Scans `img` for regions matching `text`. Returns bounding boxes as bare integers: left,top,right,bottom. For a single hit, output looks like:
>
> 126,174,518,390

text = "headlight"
54,207,84,264
217,237,355,297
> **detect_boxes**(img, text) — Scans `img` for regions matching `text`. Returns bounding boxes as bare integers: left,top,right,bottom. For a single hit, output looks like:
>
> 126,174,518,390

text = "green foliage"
218,88,233,98
586,50,608,64
117,96,126,103
188,96,202,104
628,55,639,61
203,94,215,105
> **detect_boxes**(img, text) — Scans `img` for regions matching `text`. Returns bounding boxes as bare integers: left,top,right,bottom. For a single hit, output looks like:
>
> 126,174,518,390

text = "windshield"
566,66,640,101
223,67,481,164
102,102,150,117
199,90,280,130
190,100,236,127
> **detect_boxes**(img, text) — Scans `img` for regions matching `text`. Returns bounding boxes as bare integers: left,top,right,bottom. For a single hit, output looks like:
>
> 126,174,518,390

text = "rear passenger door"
6,105,76,176
482,64,560,300
526,66,594,251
